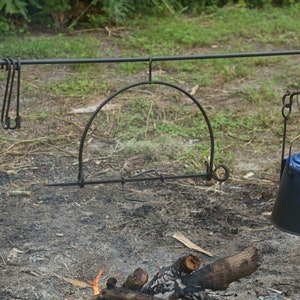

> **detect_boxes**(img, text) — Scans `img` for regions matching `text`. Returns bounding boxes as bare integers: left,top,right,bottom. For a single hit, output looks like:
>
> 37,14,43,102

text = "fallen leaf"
173,231,213,257
190,84,199,96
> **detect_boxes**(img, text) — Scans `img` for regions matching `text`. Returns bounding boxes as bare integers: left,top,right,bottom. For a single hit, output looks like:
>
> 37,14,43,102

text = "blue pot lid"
289,152,300,172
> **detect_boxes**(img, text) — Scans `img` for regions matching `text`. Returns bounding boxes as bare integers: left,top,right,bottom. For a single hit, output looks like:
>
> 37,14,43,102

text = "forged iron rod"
2,49,298,189
1,50,300,66
46,172,210,187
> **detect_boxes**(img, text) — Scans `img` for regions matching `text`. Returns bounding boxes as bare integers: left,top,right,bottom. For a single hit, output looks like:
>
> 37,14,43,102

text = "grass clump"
0,34,100,59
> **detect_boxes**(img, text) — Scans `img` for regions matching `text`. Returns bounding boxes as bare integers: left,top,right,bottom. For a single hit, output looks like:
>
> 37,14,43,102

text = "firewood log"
181,246,262,291
88,247,262,300
143,247,262,299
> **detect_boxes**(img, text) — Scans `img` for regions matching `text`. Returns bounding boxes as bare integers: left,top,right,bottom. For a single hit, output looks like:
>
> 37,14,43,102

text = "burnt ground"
1,31,300,300
2,163,300,300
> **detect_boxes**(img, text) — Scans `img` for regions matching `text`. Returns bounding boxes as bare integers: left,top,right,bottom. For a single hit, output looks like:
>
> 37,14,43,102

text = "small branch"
8,190,31,197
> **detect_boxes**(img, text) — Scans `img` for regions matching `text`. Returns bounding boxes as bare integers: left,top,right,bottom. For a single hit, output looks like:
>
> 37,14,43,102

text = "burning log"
89,247,262,300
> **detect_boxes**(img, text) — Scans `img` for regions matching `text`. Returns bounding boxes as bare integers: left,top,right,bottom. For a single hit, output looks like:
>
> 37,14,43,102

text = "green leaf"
0,0,28,19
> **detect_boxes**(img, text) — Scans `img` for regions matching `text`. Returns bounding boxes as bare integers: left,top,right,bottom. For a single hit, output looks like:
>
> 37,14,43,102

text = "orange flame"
92,268,104,295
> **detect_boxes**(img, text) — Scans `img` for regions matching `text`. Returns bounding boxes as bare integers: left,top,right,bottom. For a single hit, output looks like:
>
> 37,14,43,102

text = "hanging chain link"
280,90,300,179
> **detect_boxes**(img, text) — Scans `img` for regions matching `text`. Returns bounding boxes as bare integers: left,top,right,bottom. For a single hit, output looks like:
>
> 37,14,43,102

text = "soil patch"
1,157,299,299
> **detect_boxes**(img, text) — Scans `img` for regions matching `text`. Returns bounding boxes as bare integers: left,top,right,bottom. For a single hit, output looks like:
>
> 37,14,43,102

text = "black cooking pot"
271,136,300,236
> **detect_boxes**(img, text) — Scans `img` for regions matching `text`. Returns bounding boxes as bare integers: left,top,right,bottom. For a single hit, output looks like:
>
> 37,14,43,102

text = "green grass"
122,4,300,54
1,4,300,177
0,34,100,59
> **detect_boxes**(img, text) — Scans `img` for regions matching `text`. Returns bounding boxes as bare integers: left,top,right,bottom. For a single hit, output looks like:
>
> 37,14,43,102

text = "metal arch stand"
75,80,229,187
47,58,230,194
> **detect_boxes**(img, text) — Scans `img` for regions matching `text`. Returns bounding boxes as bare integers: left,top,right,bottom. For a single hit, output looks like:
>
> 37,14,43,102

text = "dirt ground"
1,31,300,300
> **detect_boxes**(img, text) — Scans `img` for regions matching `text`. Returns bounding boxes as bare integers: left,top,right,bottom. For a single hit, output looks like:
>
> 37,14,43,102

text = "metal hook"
1,58,12,129
120,173,145,202
280,90,300,180
120,169,165,202
1,58,21,130
15,58,21,129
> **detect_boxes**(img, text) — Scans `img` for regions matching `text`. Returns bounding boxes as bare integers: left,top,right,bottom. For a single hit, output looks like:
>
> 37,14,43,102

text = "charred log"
107,277,118,289
141,254,201,295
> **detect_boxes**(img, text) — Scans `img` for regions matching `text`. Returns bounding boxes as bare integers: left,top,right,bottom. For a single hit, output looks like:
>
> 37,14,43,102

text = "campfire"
62,244,262,300
91,269,104,295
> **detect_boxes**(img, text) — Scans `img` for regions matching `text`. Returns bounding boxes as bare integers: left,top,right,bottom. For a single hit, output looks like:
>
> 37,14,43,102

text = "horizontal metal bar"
1,50,300,66
45,172,209,187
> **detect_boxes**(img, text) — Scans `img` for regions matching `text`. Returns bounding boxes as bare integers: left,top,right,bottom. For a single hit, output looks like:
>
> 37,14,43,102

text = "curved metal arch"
77,80,218,187
78,81,214,187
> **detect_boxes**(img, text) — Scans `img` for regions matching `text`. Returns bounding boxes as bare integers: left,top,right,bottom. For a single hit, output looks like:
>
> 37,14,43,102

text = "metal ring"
212,164,230,182
281,104,292,120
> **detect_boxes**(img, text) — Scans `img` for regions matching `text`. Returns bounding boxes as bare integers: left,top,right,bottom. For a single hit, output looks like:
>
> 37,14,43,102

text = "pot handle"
288,134,300,158
286,134,300,176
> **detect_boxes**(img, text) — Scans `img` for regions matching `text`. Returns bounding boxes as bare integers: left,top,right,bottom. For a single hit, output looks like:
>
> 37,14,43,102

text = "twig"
8,190,31,197
268,288,291,300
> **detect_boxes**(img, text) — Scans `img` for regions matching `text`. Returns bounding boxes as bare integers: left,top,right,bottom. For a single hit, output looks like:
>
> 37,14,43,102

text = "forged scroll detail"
212,164,230,182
